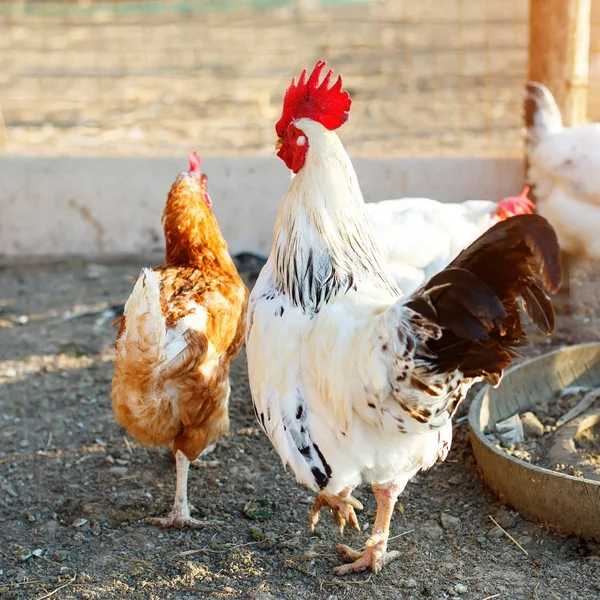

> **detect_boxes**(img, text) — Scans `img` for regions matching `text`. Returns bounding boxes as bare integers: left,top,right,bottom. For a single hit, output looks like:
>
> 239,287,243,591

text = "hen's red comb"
188,151,201,173
275,60,352,138
496,186,535,220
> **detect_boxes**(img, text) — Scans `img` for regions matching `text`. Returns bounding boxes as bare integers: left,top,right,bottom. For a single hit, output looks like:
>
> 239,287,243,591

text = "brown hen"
111,152,248,528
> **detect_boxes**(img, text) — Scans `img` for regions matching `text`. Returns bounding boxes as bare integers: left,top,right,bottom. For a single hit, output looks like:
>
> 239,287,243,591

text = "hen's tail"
404,214,561,385
524,82,563,156
111,269,175,445
119,268,165,355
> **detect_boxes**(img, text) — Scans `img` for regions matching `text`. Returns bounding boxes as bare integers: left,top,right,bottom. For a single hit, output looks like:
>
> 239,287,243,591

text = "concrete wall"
0,156,525,260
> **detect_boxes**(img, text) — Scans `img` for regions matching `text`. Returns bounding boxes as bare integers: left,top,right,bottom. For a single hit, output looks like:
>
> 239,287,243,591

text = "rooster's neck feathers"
273,119,399,313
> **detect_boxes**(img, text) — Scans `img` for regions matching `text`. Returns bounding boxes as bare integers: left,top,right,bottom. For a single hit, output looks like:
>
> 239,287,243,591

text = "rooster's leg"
333,480,405,575
146,450,207,528
309,486,363,535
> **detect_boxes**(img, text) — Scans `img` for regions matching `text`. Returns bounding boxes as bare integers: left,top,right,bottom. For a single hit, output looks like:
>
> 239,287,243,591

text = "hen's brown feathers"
405,215,561,384
111,167,249,462
162,171,229,267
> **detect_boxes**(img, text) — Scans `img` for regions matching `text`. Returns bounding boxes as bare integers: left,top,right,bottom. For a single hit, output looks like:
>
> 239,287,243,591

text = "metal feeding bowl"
469,343,600,541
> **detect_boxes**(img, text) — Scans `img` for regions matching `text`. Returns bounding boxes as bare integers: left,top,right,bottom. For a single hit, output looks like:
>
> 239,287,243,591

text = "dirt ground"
1,257,599,600
2,2,600,598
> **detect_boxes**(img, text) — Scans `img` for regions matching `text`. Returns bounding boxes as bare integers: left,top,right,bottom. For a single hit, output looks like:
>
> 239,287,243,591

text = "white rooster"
525,82,600,285
246,61,561,575
365,188,534,294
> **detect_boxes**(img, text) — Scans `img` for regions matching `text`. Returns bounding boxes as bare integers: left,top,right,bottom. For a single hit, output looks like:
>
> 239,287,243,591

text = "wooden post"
528,0,591,126
588,0,600,121
528,1,591,312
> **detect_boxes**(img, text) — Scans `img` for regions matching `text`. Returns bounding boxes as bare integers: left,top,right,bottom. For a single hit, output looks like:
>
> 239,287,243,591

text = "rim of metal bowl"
468,342,600,540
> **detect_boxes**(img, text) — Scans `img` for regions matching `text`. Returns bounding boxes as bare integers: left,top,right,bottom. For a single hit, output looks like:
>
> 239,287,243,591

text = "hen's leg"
334,480,406,574
310,486,363,535
146,450,206,528
191,443,219,468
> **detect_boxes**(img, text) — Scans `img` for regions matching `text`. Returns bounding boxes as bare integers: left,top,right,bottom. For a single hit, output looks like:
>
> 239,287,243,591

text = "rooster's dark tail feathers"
405,214,561,384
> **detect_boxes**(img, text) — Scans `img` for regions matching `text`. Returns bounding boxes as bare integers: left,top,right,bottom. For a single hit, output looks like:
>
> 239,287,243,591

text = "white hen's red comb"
496,186,535,220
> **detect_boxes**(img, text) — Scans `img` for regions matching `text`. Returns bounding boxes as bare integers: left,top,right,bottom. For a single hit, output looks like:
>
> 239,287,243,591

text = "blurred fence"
0,0,533,157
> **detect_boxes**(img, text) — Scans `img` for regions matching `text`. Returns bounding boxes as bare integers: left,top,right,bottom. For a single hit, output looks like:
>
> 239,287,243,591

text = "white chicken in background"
525,82,600,292
365,188,534,294
281,176,533,295
246,61,562,575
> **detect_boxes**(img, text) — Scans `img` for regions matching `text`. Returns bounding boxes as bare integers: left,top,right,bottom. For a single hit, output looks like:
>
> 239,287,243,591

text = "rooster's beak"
275,138,283,151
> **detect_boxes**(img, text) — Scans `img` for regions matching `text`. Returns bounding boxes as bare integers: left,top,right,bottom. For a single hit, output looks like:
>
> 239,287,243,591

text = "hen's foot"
190,459,219,468
190,443,219,468
334,539,400,574
309,491,363,535
146,508,207,529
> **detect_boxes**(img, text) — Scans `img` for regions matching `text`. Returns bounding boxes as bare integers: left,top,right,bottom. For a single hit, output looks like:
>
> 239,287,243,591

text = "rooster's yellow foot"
309,491,363,535
334,539,400,574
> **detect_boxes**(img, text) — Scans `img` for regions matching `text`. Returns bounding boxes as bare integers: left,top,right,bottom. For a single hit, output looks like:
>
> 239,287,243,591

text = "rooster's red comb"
188,151,201,173
275,60,352,138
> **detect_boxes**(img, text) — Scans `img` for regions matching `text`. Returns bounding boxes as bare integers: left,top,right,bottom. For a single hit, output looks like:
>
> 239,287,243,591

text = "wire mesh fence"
1,0,531,157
